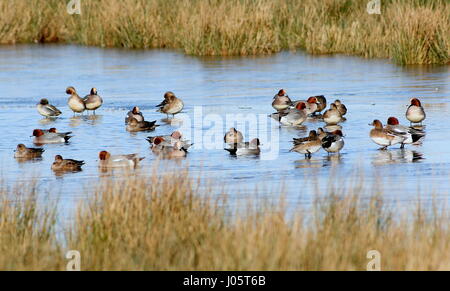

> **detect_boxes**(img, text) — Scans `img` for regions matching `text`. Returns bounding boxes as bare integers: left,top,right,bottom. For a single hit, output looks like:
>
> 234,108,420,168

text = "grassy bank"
0,0,448,64
0,170,449,270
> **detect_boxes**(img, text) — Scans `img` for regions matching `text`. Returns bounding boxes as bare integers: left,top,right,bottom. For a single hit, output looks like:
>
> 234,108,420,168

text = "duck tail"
411,134,425,143
224,148,237,155
64,136,73,142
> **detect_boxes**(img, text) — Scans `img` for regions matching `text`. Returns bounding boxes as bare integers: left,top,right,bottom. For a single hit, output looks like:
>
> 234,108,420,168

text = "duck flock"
14,87,427,173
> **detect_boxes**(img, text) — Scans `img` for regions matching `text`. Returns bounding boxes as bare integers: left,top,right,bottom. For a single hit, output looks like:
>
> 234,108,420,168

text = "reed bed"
0,170,449,270
0,0,448,64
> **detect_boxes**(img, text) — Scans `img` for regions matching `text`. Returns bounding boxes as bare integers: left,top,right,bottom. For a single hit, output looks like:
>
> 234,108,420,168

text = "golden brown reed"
0,170,449,270
0,0,448,64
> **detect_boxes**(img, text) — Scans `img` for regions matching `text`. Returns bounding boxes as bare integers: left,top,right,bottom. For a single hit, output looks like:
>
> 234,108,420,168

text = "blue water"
0,44,449,215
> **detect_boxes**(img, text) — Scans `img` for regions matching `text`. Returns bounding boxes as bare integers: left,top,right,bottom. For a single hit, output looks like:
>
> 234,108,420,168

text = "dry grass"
0,0,448,64
0,170,449,270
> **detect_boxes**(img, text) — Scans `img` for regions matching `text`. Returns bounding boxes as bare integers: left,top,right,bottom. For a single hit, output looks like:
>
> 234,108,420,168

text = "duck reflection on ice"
372,149,424,165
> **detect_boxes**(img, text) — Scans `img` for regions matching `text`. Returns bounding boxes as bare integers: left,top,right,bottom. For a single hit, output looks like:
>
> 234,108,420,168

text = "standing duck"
406,98,426,125
290,130,322,159
66,86,85,115
37,98,61,118
51,155,84,171
14,144,44,159
271,89,292,112
323,103,343,125
369,119,405,150
156,91,184,118
321,130,345,154
83,87,103,115
385,117,425,148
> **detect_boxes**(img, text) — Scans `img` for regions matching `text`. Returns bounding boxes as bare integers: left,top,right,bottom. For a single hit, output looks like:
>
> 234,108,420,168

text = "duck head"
387,117,400,125
295,102,307,110
307,97,318,104
32,129,45,137
66,86,76,95
90,88,97,95
171,131,182,139
39,98,49,105
370,120,383,129
99,151,111,160
410,98,422,107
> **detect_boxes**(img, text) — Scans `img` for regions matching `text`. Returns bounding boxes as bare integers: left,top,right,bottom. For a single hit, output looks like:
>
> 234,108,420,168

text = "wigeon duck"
146,131,192,149
290,130,322,159
323,103,343,125
271,89,292,112
293,97,319,115
166,141,188,158
309,95,327,114
225,138,261,156
224,128,244,144
37,98,61,118
66,86,85,115
406,98,426,125
385,117,425,148
98,151,144,169
269,102,307,126
51,155,84,171
334,99,347,116
156,91,184,118
83,88,103,115
43,128,73,135
369,119,406,150
14,144,44,158
151,138,189,158
32,129,73,144
293,130,318,145
317,128,327,141
126,118,159,132
321,130,345,154
125,106,144,124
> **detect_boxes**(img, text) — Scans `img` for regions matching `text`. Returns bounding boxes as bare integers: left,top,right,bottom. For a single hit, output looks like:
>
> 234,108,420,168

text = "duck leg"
400,143,405,149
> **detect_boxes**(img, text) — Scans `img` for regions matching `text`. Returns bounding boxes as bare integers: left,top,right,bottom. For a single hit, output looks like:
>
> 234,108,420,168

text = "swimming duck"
98,151,144,169
126,118,159,132
225,138,261,156
66,86,85,115
156,91,184,118
37,98,61,118
51,155,84,171
146,131,192,149
32,129,73,144
14,144,44,158
334,99,347,116
125,106,144,124
290,130,322,159
151,138,189,158
272,89,292,112
369,119,405,150
406,98,426,125
224,128,244,144
321,130,345,154
83,88,103,115
323,103,343,125
385,117,425,148
269,102,307,126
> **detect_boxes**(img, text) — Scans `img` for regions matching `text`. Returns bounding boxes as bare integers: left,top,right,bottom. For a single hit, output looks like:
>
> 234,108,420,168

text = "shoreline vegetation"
1,170,449,271
0,0,448,65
